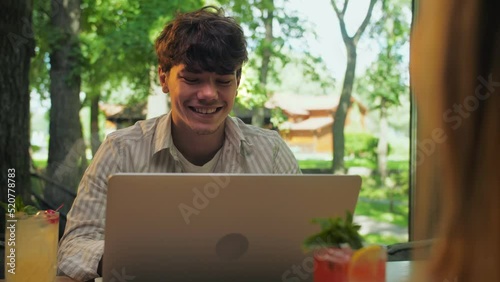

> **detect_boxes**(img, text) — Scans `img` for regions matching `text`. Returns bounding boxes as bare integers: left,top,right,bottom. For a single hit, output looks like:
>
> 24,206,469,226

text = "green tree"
0,0,34,230
330,0,378,174
357,0,411,185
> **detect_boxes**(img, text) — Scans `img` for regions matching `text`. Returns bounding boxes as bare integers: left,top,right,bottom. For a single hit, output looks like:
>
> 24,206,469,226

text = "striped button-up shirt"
57,112,301,281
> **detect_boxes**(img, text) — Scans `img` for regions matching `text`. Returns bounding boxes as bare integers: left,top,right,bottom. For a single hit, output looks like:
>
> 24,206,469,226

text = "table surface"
0,261,423,282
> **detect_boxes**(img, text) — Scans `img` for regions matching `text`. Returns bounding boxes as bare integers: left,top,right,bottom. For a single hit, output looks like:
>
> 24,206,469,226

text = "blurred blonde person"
411,0,499,281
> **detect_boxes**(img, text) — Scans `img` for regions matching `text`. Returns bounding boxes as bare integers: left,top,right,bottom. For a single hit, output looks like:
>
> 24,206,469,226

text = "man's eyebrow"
181,67,203,74
216,71,236,76
180,67,236,76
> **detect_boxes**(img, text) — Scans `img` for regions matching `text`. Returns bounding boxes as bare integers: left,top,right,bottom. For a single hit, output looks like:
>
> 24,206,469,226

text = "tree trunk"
332,44,357,174
45,0,84,228
330,0,377,174
252,3,273,127
377,100,389,182
378,100,392,211
0,0,34,230
90,93,101,156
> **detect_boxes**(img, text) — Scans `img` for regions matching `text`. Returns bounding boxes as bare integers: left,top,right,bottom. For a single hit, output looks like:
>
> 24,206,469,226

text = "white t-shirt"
171,142,222,173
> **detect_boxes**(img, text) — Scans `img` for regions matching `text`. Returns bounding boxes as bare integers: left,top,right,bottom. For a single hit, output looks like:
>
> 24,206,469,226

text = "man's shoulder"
229,116,280,139
106,115,167,144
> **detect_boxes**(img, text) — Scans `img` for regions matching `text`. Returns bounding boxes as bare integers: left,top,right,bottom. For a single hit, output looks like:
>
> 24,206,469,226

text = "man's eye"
181,77,198,83
217,80,232,85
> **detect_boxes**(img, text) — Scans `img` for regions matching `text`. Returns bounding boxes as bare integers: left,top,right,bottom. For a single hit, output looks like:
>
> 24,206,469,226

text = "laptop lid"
103,174,361,282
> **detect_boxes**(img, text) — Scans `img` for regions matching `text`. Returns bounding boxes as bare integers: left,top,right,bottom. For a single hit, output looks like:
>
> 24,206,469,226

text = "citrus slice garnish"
348,245,386,282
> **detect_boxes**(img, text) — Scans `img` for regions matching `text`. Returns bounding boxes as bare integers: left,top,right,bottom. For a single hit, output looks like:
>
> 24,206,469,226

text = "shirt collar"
224,116,253,154
153,112,173,156
152,111,253,156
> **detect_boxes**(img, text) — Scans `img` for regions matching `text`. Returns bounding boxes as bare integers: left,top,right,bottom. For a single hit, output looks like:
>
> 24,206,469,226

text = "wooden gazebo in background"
266,93,368,153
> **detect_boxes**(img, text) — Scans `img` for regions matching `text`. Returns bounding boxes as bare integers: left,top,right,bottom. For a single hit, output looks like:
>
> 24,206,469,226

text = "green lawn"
298,159,409,171
298,159,334,170
364,233,406,245
355,199,408,228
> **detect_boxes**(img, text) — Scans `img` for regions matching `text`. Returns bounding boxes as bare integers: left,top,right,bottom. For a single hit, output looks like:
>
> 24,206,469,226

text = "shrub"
344,133,379,164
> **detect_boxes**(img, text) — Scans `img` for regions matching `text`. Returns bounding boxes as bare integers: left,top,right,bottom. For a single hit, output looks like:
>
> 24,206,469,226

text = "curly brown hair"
155,6,248,78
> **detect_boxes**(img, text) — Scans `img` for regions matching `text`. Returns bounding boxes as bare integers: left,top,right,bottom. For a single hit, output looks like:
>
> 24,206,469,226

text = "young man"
58,6,300,281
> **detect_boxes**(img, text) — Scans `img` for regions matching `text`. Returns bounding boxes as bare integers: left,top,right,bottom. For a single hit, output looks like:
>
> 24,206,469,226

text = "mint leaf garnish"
303,211,364,252
23,205,38,215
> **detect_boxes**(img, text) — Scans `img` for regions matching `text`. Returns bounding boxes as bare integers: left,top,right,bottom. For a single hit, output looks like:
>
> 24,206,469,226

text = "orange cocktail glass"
313,246,386,282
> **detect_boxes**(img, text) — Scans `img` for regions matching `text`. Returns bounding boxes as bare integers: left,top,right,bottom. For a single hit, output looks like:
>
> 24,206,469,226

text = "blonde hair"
412,0,500,281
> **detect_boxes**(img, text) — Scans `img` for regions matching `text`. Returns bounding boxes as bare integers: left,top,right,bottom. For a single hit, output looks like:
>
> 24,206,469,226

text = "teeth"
193,107,218,114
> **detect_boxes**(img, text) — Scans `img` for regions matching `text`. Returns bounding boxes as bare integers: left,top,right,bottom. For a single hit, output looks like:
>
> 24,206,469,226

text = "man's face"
159,64,240,136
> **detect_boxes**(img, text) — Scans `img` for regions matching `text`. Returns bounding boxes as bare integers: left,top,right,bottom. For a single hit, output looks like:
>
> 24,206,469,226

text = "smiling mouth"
189,107,223,114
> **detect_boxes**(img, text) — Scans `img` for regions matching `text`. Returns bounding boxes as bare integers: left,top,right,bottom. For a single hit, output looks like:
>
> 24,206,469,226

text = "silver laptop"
103,174,361,282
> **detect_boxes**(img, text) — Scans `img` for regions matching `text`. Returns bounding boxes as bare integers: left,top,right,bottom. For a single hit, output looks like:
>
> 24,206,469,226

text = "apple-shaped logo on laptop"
215,233,249,261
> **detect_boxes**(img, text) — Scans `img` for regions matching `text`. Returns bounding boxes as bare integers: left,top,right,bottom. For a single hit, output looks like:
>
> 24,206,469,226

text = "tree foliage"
358,0,410,109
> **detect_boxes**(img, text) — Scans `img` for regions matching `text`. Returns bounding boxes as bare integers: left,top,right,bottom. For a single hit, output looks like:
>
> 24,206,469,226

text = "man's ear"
158,66,169,93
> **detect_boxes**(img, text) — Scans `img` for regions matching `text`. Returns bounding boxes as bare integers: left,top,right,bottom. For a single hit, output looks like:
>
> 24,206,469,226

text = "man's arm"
58,136,122,281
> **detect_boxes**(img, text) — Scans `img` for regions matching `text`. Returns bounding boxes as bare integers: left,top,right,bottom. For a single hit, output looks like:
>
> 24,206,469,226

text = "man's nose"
197,80,218,101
